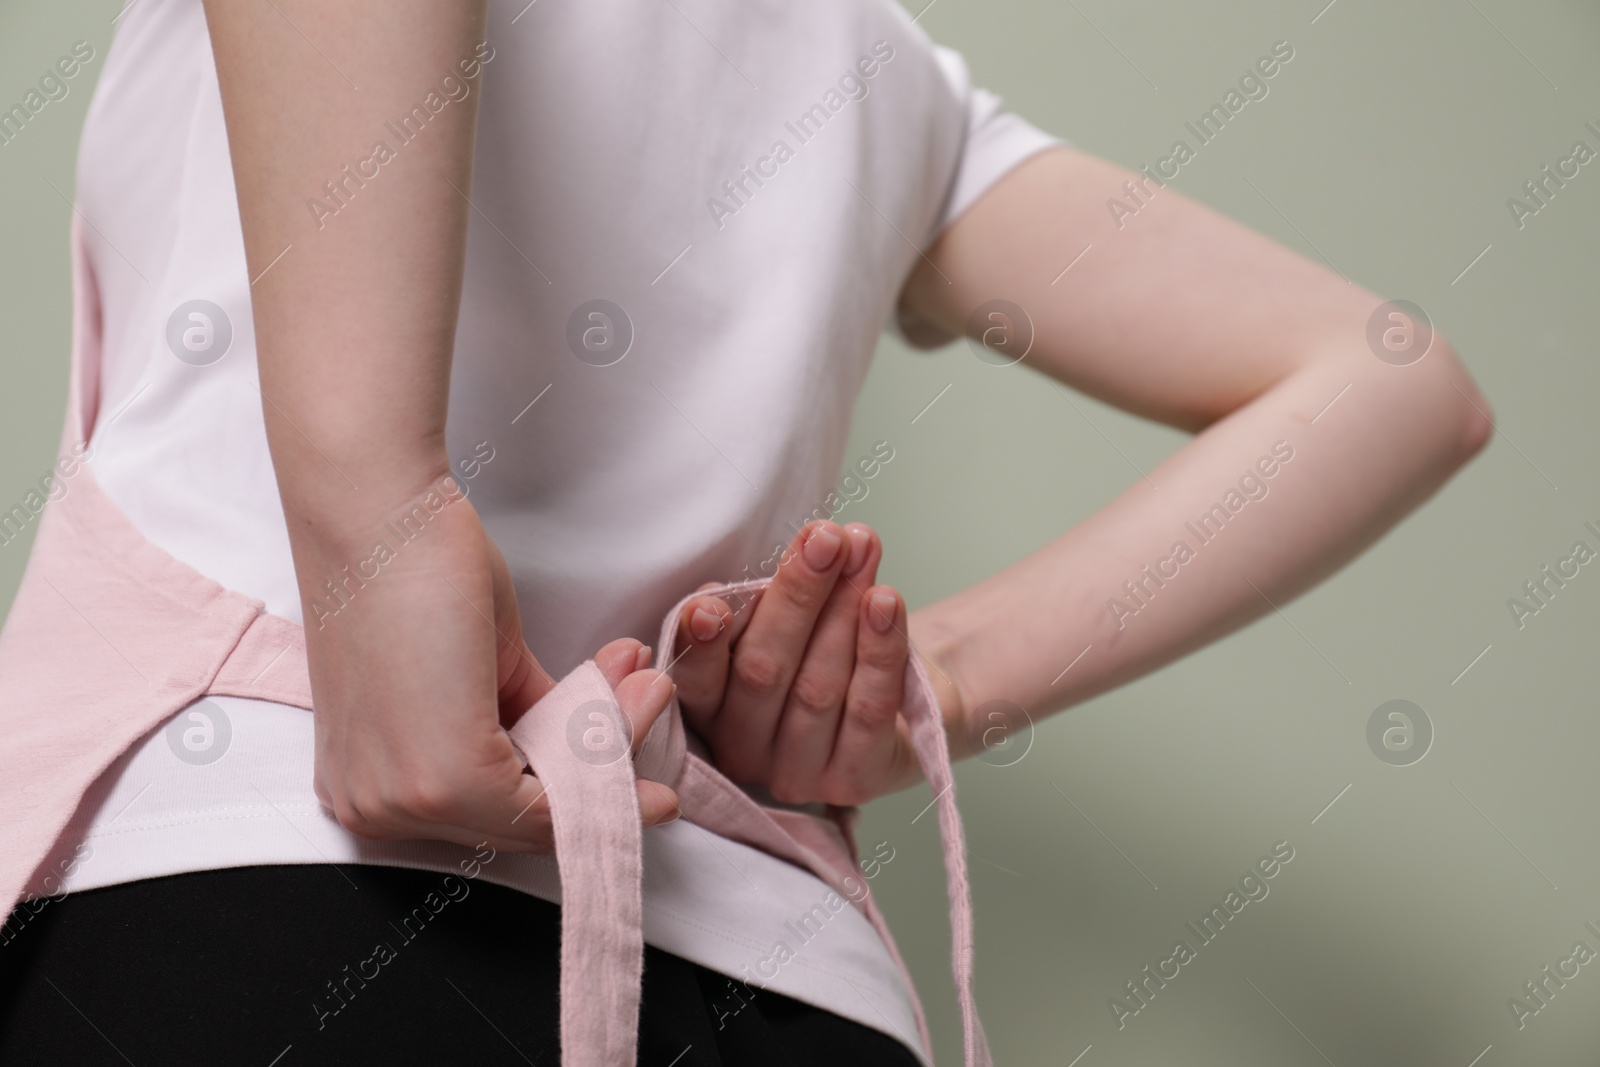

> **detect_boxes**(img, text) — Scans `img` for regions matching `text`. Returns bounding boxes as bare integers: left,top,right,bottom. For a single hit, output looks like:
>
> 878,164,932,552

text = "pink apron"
0,220,991,1067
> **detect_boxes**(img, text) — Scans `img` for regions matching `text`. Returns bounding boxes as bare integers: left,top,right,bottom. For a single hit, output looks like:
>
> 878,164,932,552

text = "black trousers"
0,864,921,1066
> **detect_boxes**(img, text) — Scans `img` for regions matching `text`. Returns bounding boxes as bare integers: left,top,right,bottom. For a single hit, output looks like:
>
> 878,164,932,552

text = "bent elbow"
1433,339,1495,463
1459,391,1495,461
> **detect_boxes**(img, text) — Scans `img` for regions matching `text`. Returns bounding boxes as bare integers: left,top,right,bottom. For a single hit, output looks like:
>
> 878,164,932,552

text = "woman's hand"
304,483,680,854
669,520,958,807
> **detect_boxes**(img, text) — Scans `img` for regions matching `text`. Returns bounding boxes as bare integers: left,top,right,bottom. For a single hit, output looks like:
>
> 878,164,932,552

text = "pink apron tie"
505,578,989,1067
0,219,992,1066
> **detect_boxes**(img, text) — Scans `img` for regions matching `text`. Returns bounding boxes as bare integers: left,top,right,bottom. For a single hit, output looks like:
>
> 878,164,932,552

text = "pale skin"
206,2,1492,851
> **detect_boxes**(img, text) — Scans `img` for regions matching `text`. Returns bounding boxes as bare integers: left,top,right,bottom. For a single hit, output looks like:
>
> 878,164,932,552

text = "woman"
0,0,1490,1064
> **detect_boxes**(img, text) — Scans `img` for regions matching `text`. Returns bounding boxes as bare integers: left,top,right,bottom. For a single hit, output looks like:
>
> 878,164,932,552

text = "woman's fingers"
636,778,682,828
669,595,735,732
415,650,681,852
326,731,563,855
715,521,851,782
823,585,912,805
612,665,676,758
768,524,879,802
599,659,682,826
344,761,679,857
594,637,650,689
484,760,559,852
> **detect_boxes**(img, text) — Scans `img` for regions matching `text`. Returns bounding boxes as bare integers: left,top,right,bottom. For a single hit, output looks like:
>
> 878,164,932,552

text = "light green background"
3,2,1598,1064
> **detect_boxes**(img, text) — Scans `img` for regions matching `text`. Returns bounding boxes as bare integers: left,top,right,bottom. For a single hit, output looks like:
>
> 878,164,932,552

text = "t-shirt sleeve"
890,44,1067,350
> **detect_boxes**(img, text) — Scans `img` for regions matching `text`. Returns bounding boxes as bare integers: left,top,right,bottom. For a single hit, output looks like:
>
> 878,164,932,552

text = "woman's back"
79,0,1052,668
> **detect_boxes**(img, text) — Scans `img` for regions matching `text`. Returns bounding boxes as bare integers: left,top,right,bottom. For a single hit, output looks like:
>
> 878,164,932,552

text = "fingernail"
645,785,681,826
845,526,873,574
803,525,842,570
690,606,722,643
635,645,652,671
868,591,896,633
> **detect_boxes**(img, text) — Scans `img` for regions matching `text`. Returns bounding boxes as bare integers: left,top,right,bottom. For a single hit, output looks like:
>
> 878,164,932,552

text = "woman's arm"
899,146,1493,758
204,0,679,849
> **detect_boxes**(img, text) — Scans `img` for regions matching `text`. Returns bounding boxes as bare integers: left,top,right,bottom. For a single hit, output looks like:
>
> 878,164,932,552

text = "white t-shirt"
59,0,1063,1055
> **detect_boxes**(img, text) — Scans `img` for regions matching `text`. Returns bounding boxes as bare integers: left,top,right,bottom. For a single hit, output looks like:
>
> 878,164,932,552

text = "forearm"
912,341,1490,759
205,0,487,575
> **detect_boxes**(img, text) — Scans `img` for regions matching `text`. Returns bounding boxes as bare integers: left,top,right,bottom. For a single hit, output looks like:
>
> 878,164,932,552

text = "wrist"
280,452,459,555
908,609,977,762
284,465,475,623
